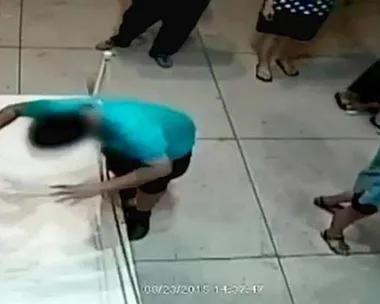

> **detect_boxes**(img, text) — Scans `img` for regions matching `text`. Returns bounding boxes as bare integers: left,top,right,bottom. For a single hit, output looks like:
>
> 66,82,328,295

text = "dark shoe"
126,209,151,241
150,53,173,68
95,39,115,51
334,92,358,115
95,37,130,51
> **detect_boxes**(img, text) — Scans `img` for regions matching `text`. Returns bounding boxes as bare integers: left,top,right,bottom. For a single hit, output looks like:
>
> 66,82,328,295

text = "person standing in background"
97,0,210,68
254,0,336,82
335,59,380,116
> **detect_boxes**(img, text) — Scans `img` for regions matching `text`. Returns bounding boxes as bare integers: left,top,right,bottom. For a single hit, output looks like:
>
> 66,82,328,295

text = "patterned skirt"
256,0,335,41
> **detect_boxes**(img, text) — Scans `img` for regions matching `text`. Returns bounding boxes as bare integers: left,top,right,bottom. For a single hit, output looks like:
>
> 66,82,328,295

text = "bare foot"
276,59,299,76
255,63,273,82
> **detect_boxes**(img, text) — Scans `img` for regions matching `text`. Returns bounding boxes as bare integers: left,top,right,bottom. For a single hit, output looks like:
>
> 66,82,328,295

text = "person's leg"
321,191,354,205
255,34,282,82
113,0,132,35
148,0,210,68
348,60,380,100
336,60,380,114
127,153,192,240
321,191,378,255
102,149,137,205
314,191,353,214
276,38,300,76
96,0,162,50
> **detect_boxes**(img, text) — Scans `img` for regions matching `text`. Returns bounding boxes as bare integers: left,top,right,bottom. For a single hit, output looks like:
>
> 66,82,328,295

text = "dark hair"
28,114,89,149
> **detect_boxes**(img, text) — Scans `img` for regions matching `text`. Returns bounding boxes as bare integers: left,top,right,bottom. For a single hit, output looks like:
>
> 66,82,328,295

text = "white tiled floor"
1,0,380,303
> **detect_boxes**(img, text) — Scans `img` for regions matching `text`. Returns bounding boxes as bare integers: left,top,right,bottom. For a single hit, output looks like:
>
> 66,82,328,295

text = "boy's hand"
51,183,102,202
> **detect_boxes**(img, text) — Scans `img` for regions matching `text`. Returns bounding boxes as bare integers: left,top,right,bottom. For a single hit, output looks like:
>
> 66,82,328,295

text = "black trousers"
113,0,210,56
348,59,380,104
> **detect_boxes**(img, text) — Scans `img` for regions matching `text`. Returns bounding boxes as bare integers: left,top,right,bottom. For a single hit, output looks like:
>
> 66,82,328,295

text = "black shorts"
351,192,378,215
102,148,192,197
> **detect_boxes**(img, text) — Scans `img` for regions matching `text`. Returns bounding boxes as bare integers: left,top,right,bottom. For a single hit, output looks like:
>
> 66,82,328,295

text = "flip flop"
334,92,358,115
313,196,344,214
320,230,350,256
255,64,272,82
275,59,299,77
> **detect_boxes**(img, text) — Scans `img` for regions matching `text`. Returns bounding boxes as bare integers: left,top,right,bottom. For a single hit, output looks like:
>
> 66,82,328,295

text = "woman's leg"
255,34,281,81
276,38,300,76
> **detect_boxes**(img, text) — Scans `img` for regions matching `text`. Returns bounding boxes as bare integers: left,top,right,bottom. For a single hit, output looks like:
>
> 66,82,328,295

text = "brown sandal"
321,230,350,255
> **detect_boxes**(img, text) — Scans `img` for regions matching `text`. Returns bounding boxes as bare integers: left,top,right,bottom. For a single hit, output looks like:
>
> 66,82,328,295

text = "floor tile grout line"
0,44,373,61
17,0,24,94
196,137,379,141
237,137,380,140
134,250,380,263
197,28,296,304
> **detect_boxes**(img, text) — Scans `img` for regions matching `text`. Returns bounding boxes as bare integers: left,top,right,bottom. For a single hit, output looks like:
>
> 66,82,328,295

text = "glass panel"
0,96,140,304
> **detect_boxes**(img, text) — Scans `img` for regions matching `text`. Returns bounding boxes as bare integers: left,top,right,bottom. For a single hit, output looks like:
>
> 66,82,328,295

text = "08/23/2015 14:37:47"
142,284,264,295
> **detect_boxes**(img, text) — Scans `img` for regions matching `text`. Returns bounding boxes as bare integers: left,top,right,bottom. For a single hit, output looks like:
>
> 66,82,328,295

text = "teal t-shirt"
22,97,196,162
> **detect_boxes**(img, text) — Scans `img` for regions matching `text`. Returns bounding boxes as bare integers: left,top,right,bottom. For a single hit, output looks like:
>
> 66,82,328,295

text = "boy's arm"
0,102,29,129
51,128,173,200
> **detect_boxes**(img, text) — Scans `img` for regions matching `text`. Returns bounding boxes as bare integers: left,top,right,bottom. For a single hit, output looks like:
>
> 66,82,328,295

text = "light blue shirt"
22,97,196,162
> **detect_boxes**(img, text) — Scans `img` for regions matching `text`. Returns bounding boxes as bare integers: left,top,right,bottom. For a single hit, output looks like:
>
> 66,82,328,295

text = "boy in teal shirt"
0,97,196,241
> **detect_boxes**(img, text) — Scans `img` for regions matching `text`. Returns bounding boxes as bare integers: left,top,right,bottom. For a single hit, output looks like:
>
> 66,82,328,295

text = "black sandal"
321,230,350,255
313,196,344,214
275,59,299,77
255,64,273,82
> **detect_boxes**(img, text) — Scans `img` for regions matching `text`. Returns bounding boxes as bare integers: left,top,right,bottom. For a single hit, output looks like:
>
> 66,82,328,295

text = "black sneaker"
334,92,358,115
121,202,136,221
95,37,130,51
126,209,151,241
150,54,173,68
